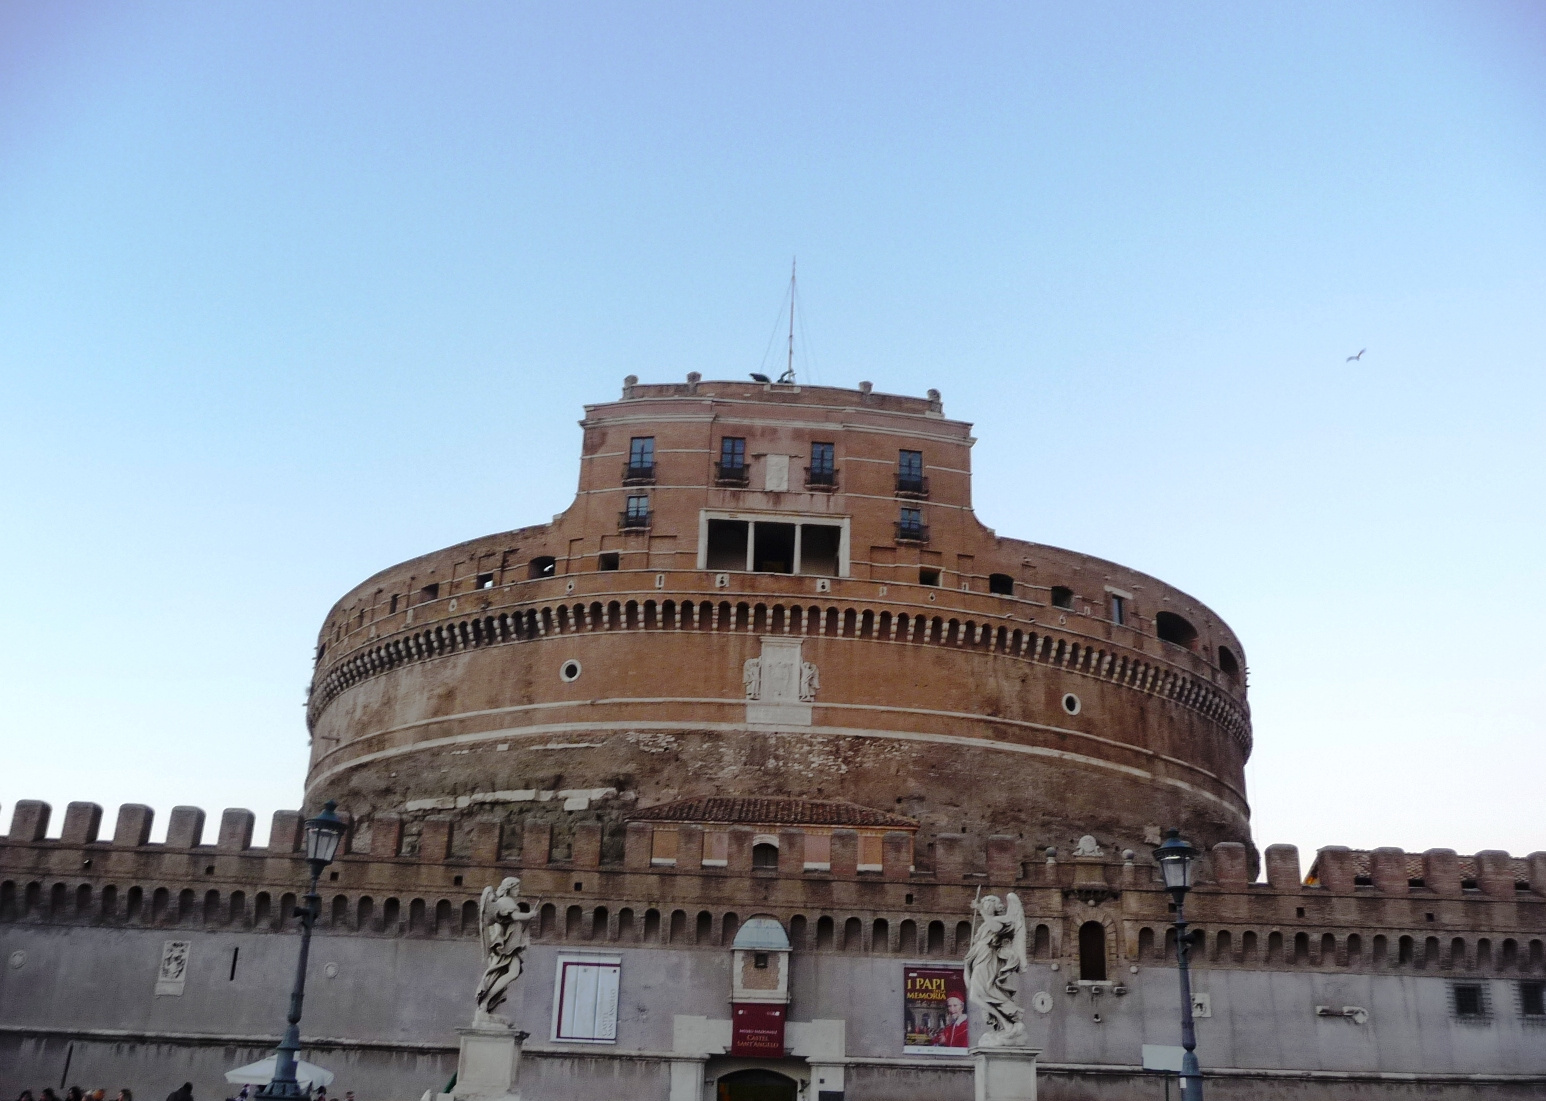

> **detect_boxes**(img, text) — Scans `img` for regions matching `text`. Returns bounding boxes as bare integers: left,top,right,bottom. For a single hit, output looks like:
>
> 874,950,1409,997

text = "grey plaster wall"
2,925,1542,1101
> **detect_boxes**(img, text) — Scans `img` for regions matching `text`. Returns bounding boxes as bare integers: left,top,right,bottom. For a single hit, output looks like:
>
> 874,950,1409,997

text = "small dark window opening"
751,843,779,870
229,947,239,981
989,573,1014,596
598,553,620,571
706,519,749,570
799,524,841,576
476,572,495,589
1109,594,1125,624
1078,921,1108,981
389,594,399,614
1217,645,1240,677
528,556,556,579
919,568,941,587
328,871,339,881
1462,879,1480,892
205,865,215,876
1454,984,1485,1017
1354,875,1373,887
1050,586,1074,609
1521,981,1546,1017
1296,907,1306,918
1408,878,1426,888
753,523,796,574
573,882,583,892
1155,611,1199,650
753,952,769,969
418,582,440,603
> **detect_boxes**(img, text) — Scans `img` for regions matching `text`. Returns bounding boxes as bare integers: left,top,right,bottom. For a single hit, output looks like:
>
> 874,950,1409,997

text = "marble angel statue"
474,876,535,1023
963,892,1029,1046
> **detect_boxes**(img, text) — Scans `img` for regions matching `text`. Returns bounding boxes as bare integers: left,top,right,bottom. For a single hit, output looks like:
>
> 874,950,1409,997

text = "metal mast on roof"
779,258,797,383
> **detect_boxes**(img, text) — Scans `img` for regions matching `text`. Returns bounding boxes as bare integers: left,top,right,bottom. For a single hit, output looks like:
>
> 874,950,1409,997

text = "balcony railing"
622,462,656,485
619,510,652,531
895,473,929,498
804,467,839,492
713,462,749,487
894,521,930,544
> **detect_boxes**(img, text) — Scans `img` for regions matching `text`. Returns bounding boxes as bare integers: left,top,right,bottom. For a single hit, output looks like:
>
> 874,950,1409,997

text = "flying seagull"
1346,348,1366,362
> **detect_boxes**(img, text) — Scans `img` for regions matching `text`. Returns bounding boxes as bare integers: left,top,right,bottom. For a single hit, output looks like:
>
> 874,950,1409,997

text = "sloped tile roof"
626,796,918,830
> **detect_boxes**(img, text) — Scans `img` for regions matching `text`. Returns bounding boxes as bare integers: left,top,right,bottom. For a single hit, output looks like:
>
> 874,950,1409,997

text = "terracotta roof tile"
1304,849,1531,886
626,796,917,830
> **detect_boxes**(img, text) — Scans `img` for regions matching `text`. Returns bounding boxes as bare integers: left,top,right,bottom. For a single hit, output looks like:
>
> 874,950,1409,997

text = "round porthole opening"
559,660,582,683
1062,693,1081,716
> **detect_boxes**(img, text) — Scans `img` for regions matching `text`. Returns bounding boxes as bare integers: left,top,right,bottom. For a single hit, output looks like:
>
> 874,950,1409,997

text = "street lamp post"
1155,828,1203,1099
258,800,347,1100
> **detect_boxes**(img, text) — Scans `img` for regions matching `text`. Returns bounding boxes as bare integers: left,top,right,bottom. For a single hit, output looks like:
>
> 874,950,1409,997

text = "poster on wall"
903,965,968,1054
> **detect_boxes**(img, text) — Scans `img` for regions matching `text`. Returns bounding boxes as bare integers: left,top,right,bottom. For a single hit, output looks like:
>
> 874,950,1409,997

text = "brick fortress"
2,378,1542,1100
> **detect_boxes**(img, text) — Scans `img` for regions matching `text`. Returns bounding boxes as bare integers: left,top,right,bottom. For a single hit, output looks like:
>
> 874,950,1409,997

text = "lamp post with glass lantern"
258,800,347,1100
1155,828,1203,1099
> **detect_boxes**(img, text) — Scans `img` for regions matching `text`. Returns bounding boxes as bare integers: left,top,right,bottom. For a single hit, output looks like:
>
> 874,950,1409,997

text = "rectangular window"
720,437,745,470
597,552,620,571
703,831,729,867
1521,981,1545,1018
1453,983,1487,1019
803,832,832,871
625,437,655,482
552,956,621,1043
897,507,926,542
476,572,495,590
622,496,650,528
807,441,836,487
919,567,941,586
1110,594,1125,625
858,833,884,872
897,449,927,496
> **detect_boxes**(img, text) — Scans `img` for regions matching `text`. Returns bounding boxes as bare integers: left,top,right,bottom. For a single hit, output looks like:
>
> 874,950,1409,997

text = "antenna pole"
785,258,796,383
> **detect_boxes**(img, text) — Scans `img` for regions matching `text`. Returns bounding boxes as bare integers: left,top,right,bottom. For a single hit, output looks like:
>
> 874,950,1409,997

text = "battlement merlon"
4,800,1544,917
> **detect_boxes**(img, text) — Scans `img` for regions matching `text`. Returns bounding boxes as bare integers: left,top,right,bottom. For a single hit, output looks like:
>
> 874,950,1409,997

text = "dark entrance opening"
753,522,796,573
717,1068,798,1101
1079,920,1108,981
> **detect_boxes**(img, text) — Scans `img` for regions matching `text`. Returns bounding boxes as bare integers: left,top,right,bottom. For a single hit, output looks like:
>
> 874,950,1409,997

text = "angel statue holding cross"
963,892,1029,1047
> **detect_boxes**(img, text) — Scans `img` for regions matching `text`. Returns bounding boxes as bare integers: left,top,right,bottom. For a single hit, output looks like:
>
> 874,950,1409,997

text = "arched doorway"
717,1067,798,1101
1079,920,1108,981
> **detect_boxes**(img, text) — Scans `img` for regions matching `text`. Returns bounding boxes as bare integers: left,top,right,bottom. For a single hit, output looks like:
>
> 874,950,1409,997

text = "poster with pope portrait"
903,965,969,1054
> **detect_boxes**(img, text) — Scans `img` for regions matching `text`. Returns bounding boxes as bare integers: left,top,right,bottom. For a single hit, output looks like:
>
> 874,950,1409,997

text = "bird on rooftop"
1346,348,1366,362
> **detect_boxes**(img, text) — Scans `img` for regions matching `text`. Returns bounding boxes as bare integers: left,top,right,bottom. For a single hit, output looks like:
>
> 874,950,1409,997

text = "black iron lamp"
1155,829,1204,1098
258,800,346,1099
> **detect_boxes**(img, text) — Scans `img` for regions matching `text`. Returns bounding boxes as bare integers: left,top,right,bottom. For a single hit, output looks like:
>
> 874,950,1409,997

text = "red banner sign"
730,1002,786,1057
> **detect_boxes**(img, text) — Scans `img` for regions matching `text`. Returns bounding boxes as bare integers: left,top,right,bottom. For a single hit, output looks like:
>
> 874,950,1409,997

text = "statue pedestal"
449,1023,527,1101
970,1045,1040,1101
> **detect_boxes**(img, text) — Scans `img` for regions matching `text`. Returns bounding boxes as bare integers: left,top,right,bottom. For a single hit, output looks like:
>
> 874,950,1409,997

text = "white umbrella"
225,1056,336,1090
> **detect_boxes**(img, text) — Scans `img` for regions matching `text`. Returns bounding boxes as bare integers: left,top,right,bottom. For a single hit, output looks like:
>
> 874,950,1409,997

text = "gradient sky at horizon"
2,2,1543,865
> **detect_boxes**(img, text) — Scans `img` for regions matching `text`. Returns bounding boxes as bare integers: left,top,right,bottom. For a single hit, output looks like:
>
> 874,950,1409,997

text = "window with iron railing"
624,437,656,483
806,442,837,490
896,449,927,497
896,507,928,543
715,437,747,485
620,495,651,529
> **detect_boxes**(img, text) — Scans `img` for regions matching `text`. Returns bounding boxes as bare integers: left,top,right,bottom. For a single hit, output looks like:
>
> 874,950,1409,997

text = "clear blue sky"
2,2,1542,863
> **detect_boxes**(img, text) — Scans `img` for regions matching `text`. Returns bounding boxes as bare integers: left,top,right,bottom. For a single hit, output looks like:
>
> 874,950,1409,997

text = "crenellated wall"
4,801,1541,981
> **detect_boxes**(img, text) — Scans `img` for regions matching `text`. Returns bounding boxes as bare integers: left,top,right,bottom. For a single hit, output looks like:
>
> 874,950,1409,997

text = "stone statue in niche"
964,892,1029,1047
474,877,535,1024
798,661,819,702
1072,835,1103,858
742,658,761,700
